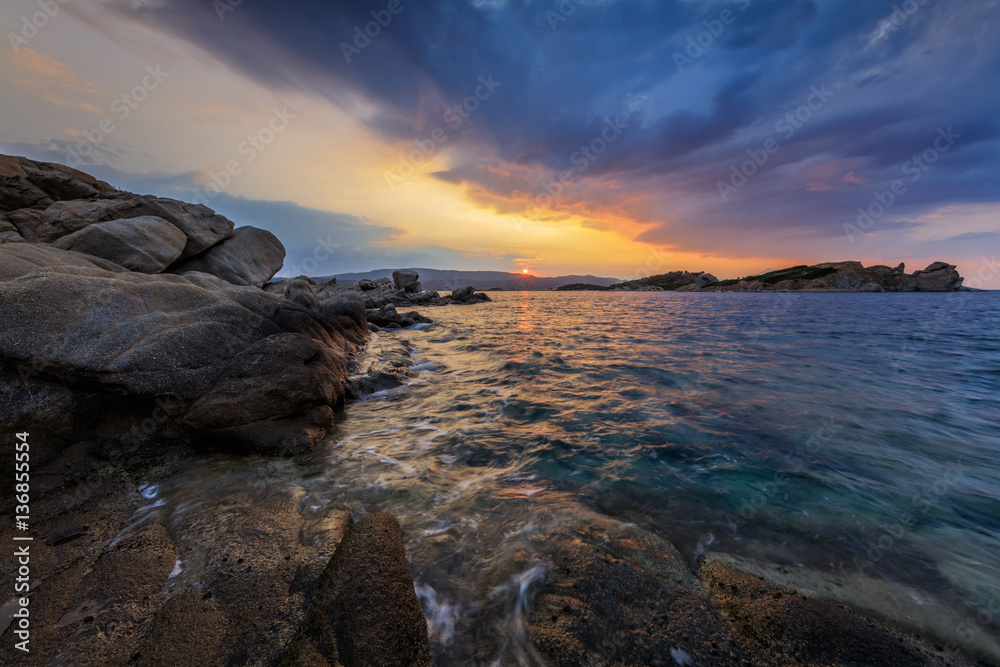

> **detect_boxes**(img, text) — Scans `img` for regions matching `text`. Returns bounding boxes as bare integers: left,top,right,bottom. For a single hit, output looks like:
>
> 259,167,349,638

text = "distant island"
557,261,976,292
324,268,620,291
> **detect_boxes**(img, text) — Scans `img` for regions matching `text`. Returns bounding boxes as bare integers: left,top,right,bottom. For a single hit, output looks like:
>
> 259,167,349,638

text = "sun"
522,269,529,274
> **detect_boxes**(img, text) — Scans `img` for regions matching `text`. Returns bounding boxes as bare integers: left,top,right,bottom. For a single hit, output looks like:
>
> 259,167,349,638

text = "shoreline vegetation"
0,154,990,665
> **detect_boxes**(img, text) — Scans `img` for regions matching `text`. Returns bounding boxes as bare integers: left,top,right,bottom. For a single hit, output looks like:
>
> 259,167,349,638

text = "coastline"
1,155,994,665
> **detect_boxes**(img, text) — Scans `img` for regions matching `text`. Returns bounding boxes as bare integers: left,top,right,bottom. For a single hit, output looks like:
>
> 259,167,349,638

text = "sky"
1,0,998,284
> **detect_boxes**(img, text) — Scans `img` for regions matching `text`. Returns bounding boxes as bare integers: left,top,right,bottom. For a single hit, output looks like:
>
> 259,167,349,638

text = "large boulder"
169,226,285,287
283,275,318,309
0,246,365,455
282,513,432,667
318,290,366,331
0,242,127,279
912,261,964,291
52,216,187,273
0,154,115,211
450,285,475,302
29,193,235,257
392,268,420,293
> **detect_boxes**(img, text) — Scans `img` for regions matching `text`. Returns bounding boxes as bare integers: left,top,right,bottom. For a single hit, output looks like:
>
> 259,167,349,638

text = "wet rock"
409,289,440,304
700,558,966,666
392,268,421,293
52,215,187,273
347,331,414,396
447,286,492,304
283,513,432,667
529,524,745,666
450,285,475,302
131,589,228,667
169,226,285,287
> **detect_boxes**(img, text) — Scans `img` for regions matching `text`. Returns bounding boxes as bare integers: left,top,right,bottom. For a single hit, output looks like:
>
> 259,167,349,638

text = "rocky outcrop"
521,512,979,667
26,193,235,256
0,153,367,456
365,303,433,330
609,270,719,291
392,268,421,293
52,215,187,273
911,261,964,291
282,513,433,667
600,262,972,293
0,154,115,210
700,261,971,292
347,331,415,396
170,226,285,287
266,271,491,333
0,248,365,455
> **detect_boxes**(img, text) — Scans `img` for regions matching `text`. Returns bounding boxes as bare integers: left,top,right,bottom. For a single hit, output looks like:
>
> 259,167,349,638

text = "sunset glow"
0,0,997,285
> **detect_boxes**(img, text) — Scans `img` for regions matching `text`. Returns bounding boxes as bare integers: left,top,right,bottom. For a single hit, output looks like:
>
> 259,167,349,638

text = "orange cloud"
2,47,104,113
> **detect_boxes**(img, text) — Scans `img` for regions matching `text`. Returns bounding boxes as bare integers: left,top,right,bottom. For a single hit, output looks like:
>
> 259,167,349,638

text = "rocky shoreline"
0,155,990,665
561,261,977,292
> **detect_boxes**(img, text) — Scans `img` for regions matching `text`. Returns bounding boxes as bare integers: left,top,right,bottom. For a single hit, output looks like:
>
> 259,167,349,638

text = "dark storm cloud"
107,0,1000,256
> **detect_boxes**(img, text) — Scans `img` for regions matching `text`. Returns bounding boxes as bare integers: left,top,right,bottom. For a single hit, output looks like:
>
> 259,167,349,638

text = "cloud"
1,48,104,114
945,231,999,242
19,0,1000,267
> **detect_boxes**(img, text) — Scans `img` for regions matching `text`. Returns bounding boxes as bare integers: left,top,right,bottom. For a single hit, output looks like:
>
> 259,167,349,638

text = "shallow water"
300,291,1000,663
137,291,1000,664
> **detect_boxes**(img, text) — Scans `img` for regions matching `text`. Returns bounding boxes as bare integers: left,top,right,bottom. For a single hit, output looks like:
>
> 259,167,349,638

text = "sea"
181,291,1000,663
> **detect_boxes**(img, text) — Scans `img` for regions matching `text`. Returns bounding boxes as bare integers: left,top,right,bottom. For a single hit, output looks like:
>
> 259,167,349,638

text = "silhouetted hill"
321,268,620,291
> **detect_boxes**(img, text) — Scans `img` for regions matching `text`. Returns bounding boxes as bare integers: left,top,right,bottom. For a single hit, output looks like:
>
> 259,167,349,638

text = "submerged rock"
700,557,970,666
347,330,414,397
528,518,745,666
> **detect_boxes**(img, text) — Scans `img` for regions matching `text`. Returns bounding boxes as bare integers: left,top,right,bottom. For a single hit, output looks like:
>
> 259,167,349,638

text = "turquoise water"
301,291,1000,663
